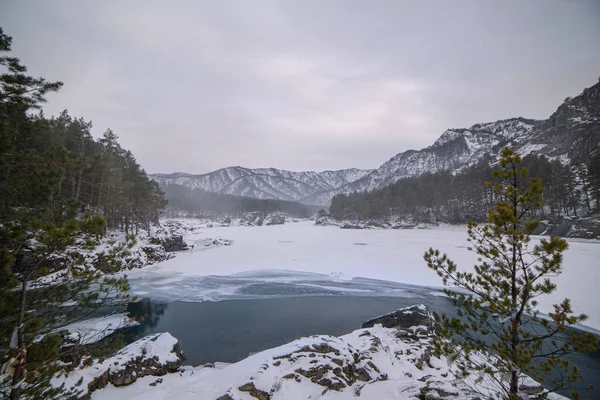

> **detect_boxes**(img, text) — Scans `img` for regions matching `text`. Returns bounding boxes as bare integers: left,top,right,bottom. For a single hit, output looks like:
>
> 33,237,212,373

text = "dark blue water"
122,296,600,399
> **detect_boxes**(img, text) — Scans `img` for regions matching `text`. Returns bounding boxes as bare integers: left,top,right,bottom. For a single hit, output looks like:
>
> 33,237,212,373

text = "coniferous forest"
159,182,320,218
330,153,600,224
1,26,167,399
0,33,166,236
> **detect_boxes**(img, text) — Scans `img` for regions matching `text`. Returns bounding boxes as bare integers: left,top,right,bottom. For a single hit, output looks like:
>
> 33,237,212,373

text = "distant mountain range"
151,80,600,207
150,168,373,205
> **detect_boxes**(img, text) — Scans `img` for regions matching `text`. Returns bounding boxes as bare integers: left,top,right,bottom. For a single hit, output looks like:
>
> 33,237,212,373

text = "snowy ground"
125,220,600,332
61,314,140,345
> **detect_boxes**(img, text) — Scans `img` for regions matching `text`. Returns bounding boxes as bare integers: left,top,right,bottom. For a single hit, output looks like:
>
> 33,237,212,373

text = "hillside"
152,80,600,207
151,168,371,205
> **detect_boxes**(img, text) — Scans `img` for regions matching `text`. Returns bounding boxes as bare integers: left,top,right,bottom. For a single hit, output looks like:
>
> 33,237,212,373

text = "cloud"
1,0,599,173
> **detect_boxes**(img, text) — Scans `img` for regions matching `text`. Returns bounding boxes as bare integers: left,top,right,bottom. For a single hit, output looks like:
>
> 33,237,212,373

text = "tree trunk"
509,163,519,397
97,171,104,212
10,280,28,400
57,177,63,199
75,168,83,201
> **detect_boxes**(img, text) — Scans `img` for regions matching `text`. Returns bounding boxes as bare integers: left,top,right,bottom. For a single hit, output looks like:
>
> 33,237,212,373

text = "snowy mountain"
302,117,542,205
152,80,600,207
514,81,600,163
150,168,373,204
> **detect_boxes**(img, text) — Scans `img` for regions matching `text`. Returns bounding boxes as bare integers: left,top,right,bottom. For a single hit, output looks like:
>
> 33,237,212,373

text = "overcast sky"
1,1,599,174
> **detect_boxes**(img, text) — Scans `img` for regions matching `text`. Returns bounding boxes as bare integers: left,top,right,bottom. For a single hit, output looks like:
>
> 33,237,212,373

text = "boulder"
149,235,188,252
567,215,600,239
340,223,366,229
52,333,183,400
240,212,265,226
140,244,168,263
315,215,336,226
362,304,434,332
264,213,286,225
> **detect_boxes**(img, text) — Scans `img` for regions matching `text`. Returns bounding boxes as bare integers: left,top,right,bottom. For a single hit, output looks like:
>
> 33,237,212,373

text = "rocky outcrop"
533,214,600,239
71,306,567,400
51,333,183,400
314,214,338,226
209,305,560,400
568,215,600,239
149,235,188,252
240,212,266,226
264,213,286,226
240,212,289,226
140,244,169,263
363,304,434,331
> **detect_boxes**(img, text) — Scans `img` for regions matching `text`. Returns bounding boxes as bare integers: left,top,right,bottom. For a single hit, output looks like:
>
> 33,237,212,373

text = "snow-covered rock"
89,305,565,400
51,333,182,399
239,212,288,226
264,213,286,226
314,214,339,227
240,211,266,226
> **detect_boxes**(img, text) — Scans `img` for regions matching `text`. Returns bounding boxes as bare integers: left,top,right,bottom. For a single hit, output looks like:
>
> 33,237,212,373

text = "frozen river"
127,221,600,331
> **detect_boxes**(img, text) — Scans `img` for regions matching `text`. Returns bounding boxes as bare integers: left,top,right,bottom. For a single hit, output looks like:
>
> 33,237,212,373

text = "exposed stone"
264,213,286,225
240,212,265,226
362,305,434,332
295,343,339,354
238,382,270,400
341,223,366,229
75,334,183,399
149,235,188,252
140,244,168,263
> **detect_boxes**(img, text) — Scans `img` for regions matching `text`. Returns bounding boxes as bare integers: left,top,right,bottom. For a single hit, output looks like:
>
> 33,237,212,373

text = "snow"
60,314,140,345
125,221,600,332
150,167,372,205
51,333,179,396
90,324,445,400
89,320,565,400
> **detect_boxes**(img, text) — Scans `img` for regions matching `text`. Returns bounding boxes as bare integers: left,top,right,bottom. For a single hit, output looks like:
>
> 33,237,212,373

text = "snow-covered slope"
302,118,541,205
515,81,600,163
153,80,600,207
150,168,372,205
305,81,600,206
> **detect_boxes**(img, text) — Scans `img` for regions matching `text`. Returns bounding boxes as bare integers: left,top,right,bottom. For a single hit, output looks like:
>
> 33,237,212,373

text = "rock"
341,223,366,229
150,235,188,252
315,214,337,226
238,382,271,400
58,333,183,400
567,215,600,239
140,244,168,263
362,304,434,332
240,211,265,226
532,214,600,239
264,213,286,225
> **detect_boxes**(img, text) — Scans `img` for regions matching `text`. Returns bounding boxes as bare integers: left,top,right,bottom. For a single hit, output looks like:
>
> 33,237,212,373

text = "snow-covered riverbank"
83,305,566,400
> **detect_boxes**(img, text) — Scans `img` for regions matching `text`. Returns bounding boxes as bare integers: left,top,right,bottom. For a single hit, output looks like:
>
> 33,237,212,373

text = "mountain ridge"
152,80,600,207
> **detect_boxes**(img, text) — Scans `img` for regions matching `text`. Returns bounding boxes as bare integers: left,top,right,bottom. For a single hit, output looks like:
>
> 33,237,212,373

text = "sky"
1,1,600,174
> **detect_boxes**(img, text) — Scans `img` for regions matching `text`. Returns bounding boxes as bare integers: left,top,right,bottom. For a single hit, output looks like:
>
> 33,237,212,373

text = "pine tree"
424,147,599,399
1,27,149,399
